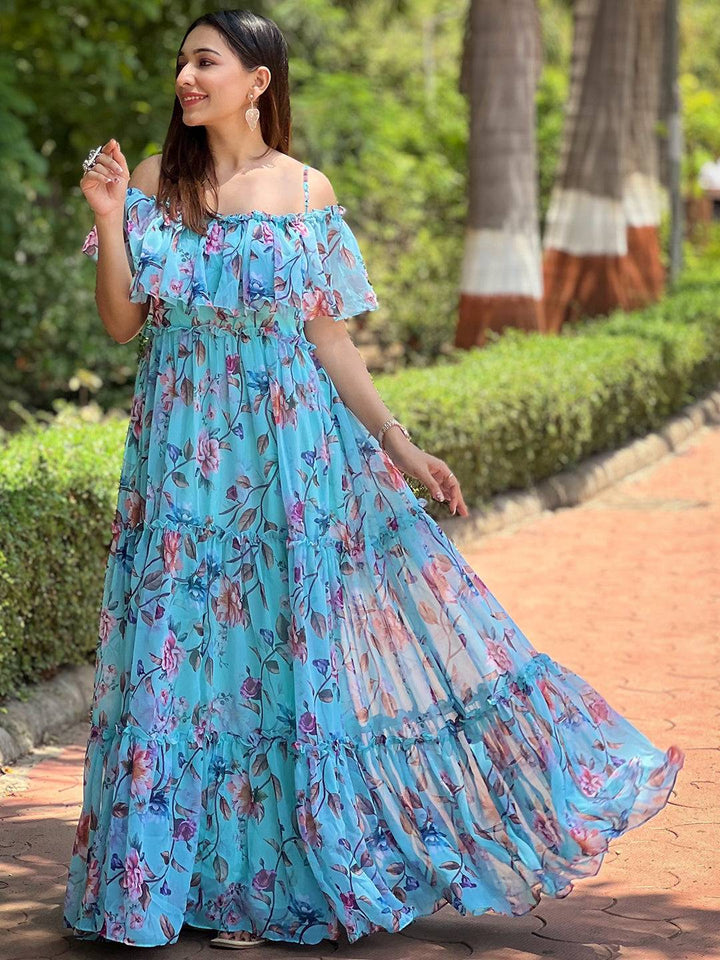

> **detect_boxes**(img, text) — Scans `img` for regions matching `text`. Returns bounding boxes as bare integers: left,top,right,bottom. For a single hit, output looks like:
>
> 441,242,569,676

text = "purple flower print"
161,629,185,680
298,711,317,735
251,869,276,892
206,222,225,255
173,819,197,842
196,428,220,478
240,676,262,699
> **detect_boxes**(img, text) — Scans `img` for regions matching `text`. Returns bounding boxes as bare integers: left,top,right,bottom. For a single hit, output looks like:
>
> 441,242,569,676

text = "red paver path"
1,424,718,960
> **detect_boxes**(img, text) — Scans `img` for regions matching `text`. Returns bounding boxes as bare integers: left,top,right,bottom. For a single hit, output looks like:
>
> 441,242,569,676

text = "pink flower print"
301,287,335,321
148,272,161,296
120,848,146,902
364,288,378,308
196,428,220,479
421,555,457,605
578,765,605,797
128,743,156,798
286,497,305,534
109,510,123,555
129,393,145,441
269,380,298,428
82,857,101,907
158,366,178,412
585,691,612,724
129,912,145,930
226,353,240,375
570,824,606,856
487,641,513,673
82,225,98,257
227,772,265,821
169,278,184,297
72,811,91,860
162,529,183,576
98,606,117,648
124,489,145,529
161,629,185,680
214,574,246,626
206,221,225,255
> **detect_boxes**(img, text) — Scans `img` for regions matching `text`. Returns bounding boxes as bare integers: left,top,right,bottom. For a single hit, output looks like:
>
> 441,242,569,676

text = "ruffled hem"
63,645,684,947
81,186,380,321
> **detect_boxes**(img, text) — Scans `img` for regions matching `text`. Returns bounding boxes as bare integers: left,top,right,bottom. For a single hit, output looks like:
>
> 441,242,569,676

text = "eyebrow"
177,47,222,58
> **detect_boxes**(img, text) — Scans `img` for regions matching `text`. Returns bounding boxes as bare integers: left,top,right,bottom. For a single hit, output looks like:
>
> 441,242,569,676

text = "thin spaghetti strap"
302,163,309,213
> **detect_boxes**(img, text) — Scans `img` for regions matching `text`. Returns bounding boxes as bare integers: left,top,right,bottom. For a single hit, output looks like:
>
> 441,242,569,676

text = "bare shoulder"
128,154,162,195
302,163,338,209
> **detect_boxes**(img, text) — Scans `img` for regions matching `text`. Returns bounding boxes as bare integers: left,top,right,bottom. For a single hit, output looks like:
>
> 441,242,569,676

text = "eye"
199,59,215,67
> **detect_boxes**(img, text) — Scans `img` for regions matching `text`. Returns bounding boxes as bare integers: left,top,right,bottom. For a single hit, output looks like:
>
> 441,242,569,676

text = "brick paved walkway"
1,425,718,960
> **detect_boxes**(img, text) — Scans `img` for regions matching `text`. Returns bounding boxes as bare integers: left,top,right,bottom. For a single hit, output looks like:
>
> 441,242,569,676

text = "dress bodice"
81,183,379,324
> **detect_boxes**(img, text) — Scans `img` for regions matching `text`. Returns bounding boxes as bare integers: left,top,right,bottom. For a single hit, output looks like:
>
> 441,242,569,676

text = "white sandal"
210,931,267,949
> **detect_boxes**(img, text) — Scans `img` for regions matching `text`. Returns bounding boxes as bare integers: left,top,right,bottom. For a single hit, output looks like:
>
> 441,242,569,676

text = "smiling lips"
181,94,207,106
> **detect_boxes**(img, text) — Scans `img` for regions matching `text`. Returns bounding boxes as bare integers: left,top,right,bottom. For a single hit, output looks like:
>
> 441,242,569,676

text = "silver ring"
82,144,104,174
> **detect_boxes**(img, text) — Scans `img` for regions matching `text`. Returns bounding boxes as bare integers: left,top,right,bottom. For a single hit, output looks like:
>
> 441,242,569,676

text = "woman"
64,7,685,951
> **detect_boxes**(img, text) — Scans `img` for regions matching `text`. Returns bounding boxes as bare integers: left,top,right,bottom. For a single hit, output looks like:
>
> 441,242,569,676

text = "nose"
176,63,196,88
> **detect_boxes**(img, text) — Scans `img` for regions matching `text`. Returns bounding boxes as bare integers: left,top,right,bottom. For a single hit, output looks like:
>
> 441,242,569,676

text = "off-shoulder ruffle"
81,186,380,322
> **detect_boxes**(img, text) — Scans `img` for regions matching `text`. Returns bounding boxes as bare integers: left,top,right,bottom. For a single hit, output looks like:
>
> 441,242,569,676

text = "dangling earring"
245,92,260,131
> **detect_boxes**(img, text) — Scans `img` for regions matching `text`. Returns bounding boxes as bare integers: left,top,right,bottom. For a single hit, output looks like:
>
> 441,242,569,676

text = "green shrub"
0,417,127,700
1,267,718,701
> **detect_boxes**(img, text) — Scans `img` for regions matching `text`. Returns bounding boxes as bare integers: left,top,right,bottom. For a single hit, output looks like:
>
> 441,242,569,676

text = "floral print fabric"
64,186,685,947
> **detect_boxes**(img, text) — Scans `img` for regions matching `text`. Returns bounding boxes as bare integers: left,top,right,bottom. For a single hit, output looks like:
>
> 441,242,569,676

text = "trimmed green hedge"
1,270,719,700
379,275,720,511
0,417,128,700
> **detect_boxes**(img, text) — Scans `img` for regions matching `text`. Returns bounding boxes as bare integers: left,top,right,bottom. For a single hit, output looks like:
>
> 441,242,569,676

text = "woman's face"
175,25,268,127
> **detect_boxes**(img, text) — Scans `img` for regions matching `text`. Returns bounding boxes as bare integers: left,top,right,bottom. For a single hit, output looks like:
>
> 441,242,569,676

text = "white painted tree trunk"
455,0,544,348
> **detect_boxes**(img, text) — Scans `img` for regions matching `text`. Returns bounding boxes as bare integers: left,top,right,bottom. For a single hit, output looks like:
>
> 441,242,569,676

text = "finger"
95,150,125,179
109,139,130,177
83,168,116,186
424,472,446,503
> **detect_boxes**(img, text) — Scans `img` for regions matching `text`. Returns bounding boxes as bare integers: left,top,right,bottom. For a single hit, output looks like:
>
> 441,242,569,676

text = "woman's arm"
81,141,155,344
304,316,468,516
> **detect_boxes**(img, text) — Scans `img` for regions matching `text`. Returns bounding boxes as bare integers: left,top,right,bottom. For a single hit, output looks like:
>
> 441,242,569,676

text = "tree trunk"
623,0,666,308
542,0,636,332
455,0,544,349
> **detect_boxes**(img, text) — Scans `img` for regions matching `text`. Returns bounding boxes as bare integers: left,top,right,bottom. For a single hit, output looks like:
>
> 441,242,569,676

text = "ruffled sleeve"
83,187,380,318
298,215,380,323
80,191,163,292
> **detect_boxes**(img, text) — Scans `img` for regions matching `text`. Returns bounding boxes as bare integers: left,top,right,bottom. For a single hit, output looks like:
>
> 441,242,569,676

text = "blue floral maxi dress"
64,169,685,948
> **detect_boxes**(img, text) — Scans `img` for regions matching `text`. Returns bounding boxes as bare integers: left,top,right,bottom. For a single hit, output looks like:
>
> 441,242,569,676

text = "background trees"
0,0,717,429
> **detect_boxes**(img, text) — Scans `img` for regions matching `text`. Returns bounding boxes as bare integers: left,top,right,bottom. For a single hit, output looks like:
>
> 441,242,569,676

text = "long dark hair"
158,9,291,234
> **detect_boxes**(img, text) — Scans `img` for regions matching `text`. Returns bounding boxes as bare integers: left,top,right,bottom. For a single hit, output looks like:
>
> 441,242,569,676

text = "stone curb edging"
440,383,720,550
0,664,94,767
1,383,719,767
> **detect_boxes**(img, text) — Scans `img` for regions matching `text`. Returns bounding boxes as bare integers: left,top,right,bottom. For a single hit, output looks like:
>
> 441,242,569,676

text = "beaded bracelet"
377,416,411,450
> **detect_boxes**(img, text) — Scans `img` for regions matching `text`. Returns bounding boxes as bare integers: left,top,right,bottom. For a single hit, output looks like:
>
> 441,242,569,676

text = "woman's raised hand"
79,139,130,218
